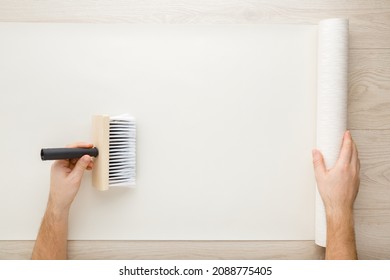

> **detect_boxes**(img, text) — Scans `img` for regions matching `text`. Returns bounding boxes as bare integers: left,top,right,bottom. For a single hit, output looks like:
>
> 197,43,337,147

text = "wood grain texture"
0,0,389,260
0,241,34,260
352,130,390,209
0,0,389,48
349,50,390,129
355,209,390,260
0,241,324,260
352,131,390,259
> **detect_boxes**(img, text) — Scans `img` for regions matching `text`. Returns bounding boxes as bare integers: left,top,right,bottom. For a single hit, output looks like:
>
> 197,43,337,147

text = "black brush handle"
41,147,99,161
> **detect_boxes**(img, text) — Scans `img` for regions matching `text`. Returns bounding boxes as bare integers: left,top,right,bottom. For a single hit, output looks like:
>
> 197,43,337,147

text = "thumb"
312,149,326,177
70,155,91,181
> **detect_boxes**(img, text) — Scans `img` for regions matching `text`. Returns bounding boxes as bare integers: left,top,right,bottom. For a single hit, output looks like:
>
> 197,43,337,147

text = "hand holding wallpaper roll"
316,18,349,247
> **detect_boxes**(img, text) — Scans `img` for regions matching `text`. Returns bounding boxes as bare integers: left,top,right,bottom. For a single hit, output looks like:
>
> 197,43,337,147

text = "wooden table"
0,0,389,259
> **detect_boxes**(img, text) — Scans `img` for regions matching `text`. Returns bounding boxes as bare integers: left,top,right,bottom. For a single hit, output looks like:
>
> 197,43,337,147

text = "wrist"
326,208,354,231
325,206,357,259
46,200,70,221
325,204,353,217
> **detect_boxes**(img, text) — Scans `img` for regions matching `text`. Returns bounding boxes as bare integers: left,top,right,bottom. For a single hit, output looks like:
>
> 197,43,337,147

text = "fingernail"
83,155,91,163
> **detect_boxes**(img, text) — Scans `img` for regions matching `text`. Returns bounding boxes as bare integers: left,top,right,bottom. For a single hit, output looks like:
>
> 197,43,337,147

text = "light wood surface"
349,50,390,129
1,240,325,260
0,0,389,259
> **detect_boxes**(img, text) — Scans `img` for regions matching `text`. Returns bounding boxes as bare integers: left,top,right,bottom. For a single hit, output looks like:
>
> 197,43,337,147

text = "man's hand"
312,130,360,259
32,142,94,259
48,142,94,214
312,130,360,215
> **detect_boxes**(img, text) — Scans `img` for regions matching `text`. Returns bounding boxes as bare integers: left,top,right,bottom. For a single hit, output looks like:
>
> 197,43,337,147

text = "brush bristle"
108,115,136,187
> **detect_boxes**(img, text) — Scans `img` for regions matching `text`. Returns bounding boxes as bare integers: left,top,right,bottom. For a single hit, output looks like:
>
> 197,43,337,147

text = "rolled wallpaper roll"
316,18,349,247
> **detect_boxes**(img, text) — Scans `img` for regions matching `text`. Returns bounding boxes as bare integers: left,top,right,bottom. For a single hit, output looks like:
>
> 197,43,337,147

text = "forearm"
325,209,357,260
32,202,69,260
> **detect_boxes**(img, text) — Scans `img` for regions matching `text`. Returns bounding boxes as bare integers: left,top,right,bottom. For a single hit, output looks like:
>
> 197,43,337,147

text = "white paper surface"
0,23,320,240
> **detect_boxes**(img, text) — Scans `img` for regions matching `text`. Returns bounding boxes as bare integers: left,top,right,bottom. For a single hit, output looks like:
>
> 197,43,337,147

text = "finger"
87,161,94,169
337,131,353,166
70,155,91,181
312,149,326,177
66,142,94,149
351,141,359,168
53,159,70,169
